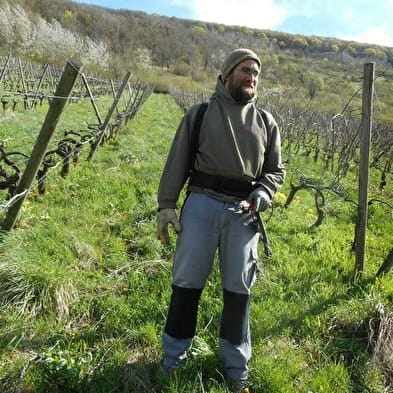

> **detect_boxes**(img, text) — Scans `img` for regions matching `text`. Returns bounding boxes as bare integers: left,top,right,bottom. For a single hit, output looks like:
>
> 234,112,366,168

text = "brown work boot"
230,379,250,393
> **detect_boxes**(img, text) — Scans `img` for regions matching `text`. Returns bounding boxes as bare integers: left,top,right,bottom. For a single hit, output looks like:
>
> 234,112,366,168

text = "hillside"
1,0,393,127
11,0,393,70
1,1,392,81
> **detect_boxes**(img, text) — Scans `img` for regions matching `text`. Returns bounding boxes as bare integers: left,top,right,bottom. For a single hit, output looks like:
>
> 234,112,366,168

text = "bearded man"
157,48,286,393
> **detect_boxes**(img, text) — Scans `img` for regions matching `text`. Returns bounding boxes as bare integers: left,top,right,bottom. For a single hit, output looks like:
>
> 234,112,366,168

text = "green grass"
0,92,392,392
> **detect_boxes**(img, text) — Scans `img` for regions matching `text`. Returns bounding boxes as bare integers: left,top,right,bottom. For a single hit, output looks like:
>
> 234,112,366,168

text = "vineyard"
0,55,152,230
0,55,392,393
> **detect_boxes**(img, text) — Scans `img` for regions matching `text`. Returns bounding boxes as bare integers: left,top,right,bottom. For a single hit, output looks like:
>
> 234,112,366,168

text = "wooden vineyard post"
81,72,103,126
87,71,131,161
18,57,29,109
0,54,11,85
1,59,83,231
31,63,49,108
354,62,375,273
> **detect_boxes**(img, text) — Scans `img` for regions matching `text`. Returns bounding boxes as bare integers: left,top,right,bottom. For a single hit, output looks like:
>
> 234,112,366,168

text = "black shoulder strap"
258,108,268,130
190,102,208,170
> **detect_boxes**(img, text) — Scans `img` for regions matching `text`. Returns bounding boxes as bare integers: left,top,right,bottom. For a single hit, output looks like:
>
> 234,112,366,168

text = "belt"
189,170,256,198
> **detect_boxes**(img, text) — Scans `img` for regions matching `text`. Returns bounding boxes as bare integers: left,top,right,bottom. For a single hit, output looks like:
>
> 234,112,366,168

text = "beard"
226,76,257,102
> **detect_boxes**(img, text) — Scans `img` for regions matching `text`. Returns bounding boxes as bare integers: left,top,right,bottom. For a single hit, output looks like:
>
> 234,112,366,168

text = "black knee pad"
220,289,250,345
164,284,202,339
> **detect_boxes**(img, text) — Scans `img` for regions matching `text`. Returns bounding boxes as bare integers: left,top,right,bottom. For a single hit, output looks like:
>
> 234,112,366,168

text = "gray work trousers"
162,192,259,380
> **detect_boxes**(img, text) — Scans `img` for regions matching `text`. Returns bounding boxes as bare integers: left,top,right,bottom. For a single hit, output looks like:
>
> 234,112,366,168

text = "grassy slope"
0,93,392,393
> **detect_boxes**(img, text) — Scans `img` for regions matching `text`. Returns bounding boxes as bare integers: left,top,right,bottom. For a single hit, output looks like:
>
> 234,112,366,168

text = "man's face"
224,59,259,102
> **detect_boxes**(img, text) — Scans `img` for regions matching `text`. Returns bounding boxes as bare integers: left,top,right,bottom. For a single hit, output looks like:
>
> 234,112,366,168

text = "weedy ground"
0,92,392,392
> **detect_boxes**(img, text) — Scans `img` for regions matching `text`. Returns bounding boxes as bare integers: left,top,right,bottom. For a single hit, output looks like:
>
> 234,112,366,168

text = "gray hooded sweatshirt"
158,77,285,209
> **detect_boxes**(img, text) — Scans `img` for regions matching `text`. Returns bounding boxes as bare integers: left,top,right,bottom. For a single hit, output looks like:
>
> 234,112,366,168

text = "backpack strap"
258,109,268,131
189,102,208,171
257,107,270,148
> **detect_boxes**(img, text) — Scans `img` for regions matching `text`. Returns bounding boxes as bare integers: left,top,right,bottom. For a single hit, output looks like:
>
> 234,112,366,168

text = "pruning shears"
230,200,273,257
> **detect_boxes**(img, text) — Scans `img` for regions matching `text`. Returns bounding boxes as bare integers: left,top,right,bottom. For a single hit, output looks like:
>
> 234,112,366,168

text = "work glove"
247,187,271,212
157,208,181,245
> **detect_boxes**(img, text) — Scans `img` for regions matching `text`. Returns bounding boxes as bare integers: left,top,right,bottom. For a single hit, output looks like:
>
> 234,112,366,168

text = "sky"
72,0,393,48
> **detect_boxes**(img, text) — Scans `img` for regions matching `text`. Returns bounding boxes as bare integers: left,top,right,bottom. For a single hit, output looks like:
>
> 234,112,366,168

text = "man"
157,48,285,393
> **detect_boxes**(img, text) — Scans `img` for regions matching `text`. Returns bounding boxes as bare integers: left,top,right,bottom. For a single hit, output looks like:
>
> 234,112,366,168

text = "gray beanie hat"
221,48,261,82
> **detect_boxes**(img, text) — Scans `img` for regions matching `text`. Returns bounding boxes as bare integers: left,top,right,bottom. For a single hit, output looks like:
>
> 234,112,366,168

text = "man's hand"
157,208,181,245
247,187,271,212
